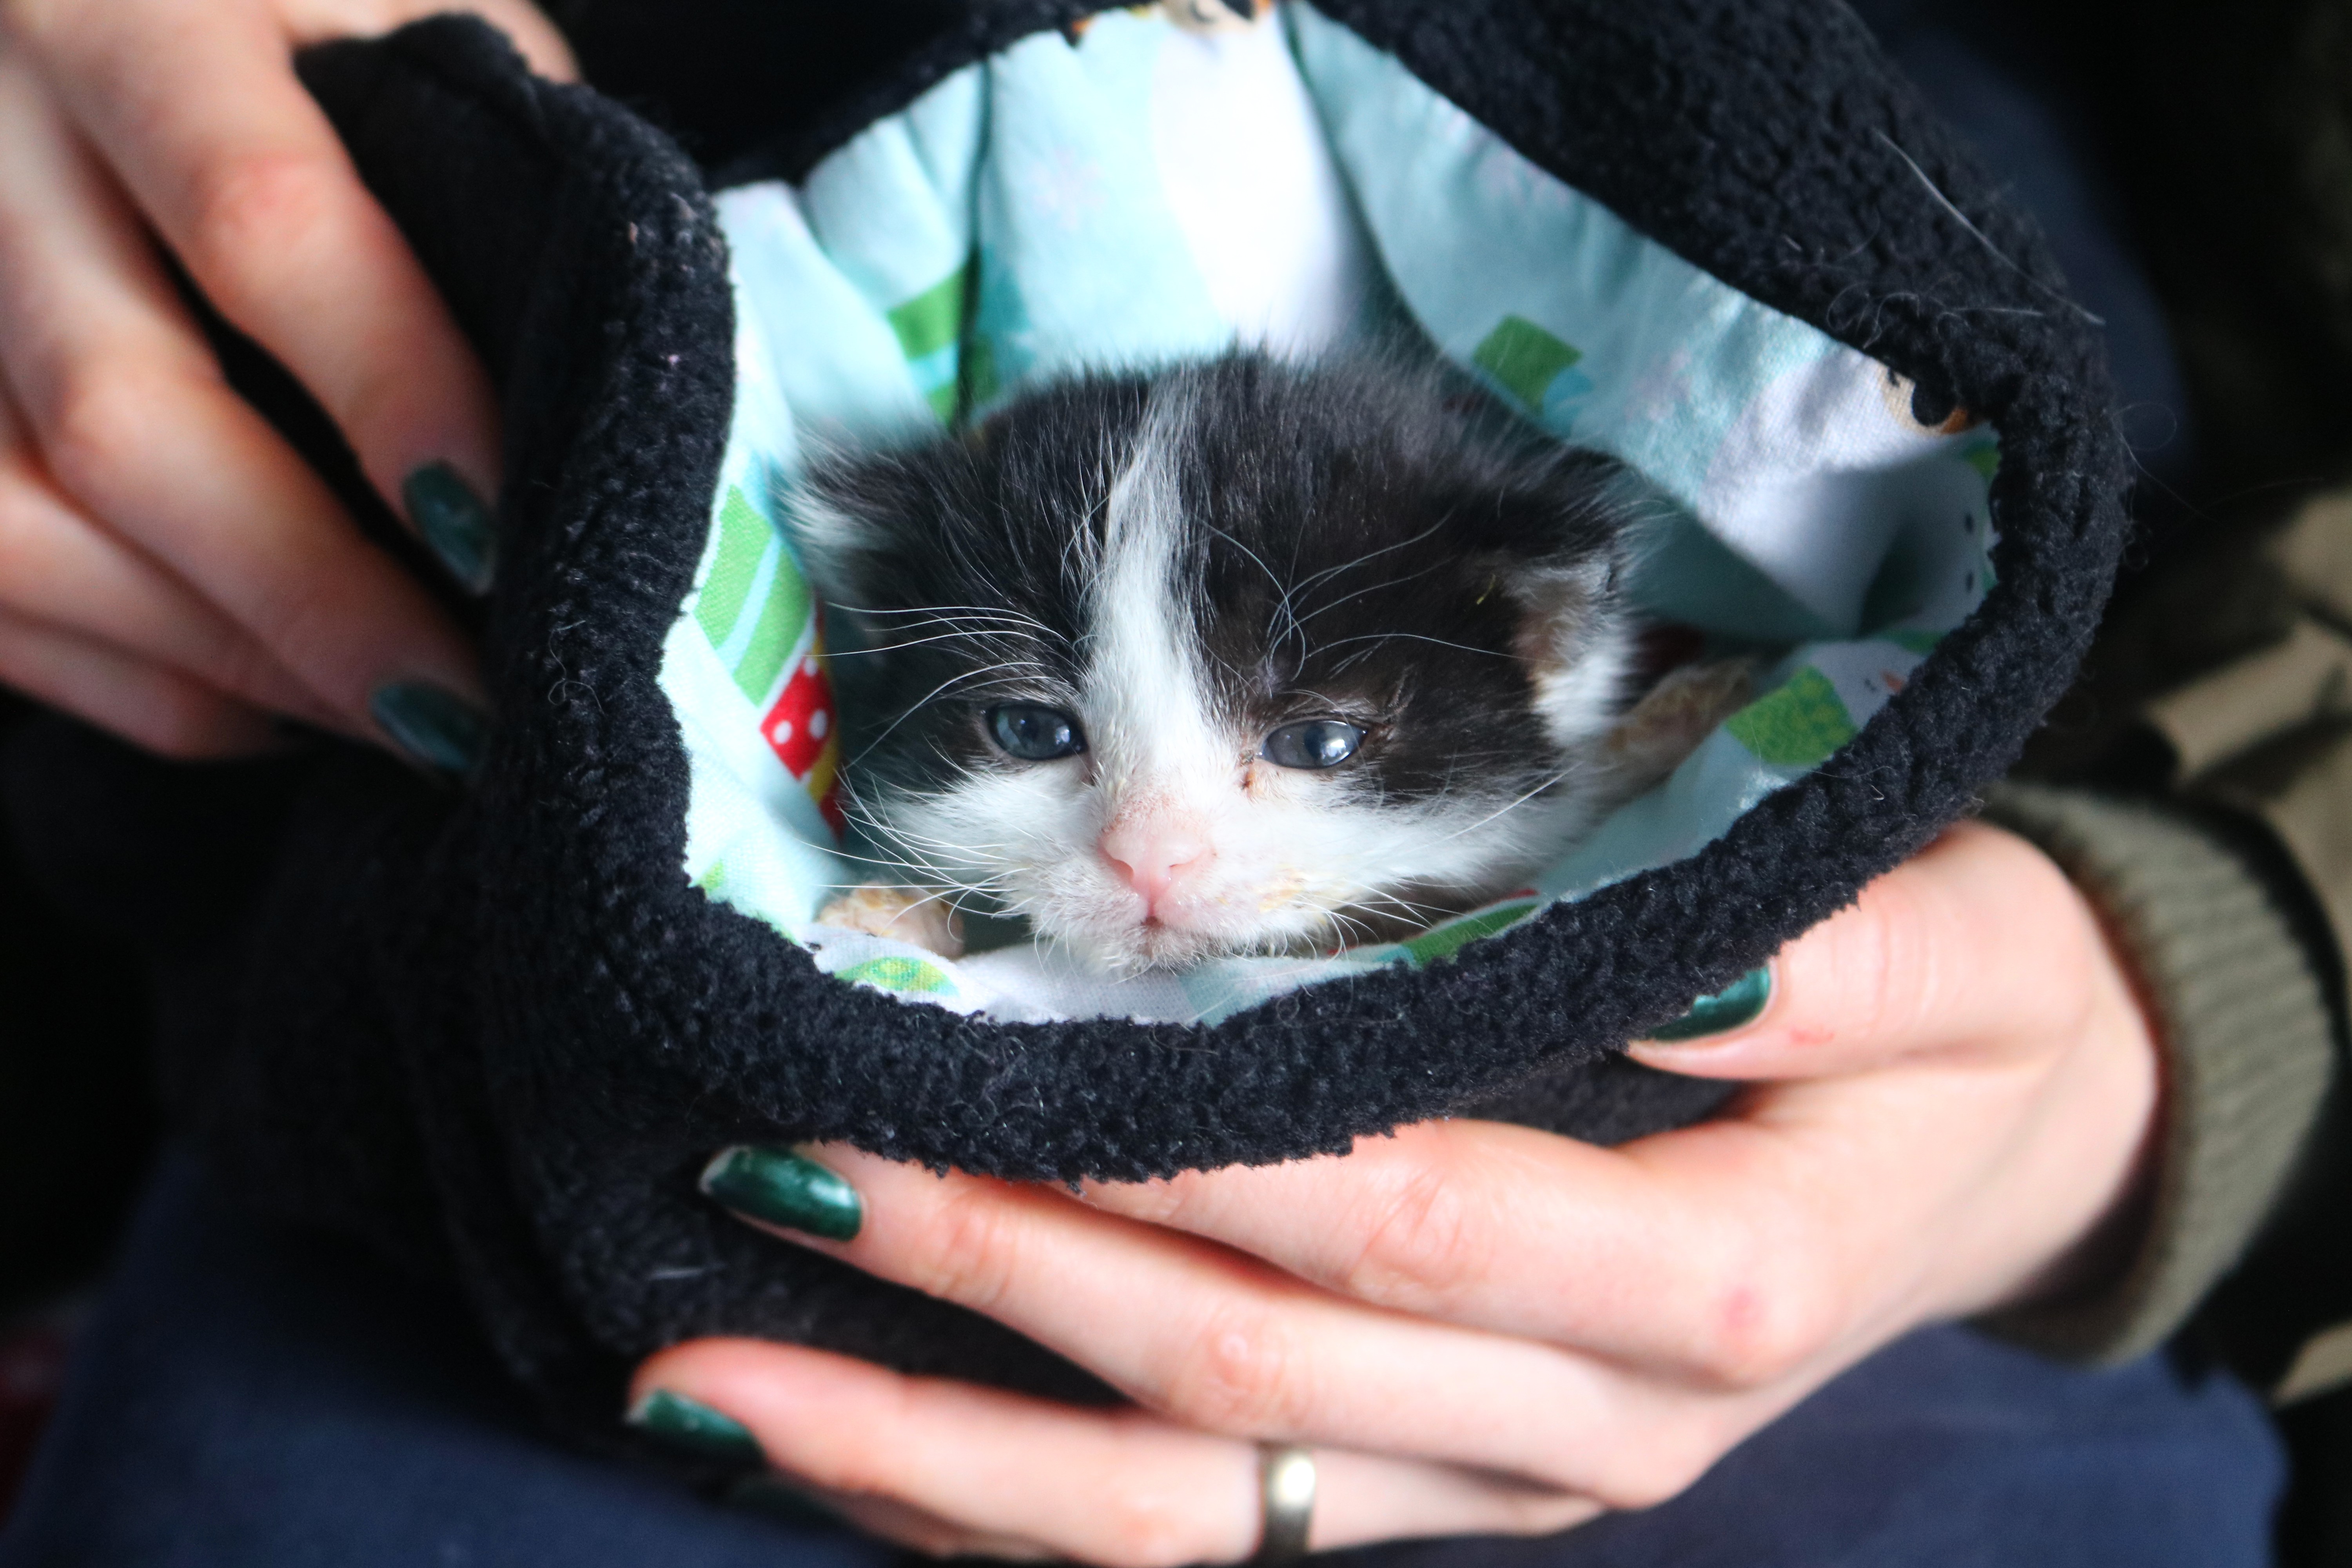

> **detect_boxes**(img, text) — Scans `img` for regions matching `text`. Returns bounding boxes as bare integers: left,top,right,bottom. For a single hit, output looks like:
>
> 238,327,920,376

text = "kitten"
792,351,1746,972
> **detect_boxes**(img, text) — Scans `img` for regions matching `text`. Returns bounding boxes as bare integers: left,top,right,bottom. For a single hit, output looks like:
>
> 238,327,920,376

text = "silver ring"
1252,1443,1316,1564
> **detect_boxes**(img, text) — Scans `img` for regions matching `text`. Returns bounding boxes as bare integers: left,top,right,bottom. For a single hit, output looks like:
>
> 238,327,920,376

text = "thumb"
1626,820,2112,1081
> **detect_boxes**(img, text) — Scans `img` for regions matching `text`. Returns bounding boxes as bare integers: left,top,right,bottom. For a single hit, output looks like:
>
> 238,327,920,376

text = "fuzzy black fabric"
17,0,2128,1441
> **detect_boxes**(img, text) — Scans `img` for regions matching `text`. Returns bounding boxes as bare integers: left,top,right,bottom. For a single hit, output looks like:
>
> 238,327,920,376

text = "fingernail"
1646,967,1772,1043
701,1145,864,1241
369,681,489,777
626,1388,764,1463
404,460,498,594
726,1474,842,1527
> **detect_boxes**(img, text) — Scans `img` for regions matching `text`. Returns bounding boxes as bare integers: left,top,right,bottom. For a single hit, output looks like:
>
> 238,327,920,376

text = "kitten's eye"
987,704,1086,761
1261,719,1365,770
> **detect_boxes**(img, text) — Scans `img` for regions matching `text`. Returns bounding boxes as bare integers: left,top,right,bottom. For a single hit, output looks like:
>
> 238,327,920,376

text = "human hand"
633,820,2161,1563
0,0,573,764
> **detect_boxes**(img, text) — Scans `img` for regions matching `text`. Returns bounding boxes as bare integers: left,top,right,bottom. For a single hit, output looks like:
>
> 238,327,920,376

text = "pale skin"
0,0,572,759
640,821,2161,1563
0,7,2167,1558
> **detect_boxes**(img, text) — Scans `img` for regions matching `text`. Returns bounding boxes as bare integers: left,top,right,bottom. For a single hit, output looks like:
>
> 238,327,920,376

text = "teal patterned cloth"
656,2,1999,1024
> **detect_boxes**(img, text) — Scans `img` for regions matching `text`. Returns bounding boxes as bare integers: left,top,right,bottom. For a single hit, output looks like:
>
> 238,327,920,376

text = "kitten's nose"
1099,818,1214,909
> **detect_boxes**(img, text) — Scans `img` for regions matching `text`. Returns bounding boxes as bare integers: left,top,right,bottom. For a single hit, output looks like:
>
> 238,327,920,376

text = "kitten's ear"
1495,548,1622,672
780,441,964,612
1481,539,1637,750
1471,452,1632,662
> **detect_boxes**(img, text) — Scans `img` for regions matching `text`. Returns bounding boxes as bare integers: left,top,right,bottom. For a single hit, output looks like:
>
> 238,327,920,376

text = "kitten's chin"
1048,920,1261,974
1037,887,1502,973
1024,907,1312,973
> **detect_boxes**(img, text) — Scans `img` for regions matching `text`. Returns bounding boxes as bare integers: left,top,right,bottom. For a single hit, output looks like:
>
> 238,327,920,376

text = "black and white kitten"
793,351,1744,971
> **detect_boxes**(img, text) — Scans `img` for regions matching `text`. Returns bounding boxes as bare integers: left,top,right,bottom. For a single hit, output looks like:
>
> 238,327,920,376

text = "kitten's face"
798,355,1634,971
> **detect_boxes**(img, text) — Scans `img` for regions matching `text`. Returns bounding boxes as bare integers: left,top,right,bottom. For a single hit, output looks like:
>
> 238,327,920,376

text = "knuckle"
0,489,50,583
1155,1305,1312,1436
218,573,342,670
1337,1156,1488,1311
194,628,282,706
1678,1230,1832,1390
39,361,168,503
1090,1485,1202,1568
910,1183,1027,1314
1838,873,1939,1042
182,150,345,292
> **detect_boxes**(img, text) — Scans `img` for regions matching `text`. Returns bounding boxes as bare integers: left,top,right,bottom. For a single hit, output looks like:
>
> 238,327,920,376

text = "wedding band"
1252,1443,1316,1564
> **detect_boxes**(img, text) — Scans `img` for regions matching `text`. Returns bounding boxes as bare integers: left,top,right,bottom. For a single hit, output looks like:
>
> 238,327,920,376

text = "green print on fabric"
1399,900,1540,967
695,861,728,896
838,956,956,995
693,486,770,648
693,482,815,703
1472,316,1583,412
887,267,965,361
731,544,813,705
1725,666,1858,767
1962,442,2000,483
888,267,968,420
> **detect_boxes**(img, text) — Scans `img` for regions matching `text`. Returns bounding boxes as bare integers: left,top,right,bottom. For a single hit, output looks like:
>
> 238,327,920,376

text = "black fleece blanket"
4,0,2128,1458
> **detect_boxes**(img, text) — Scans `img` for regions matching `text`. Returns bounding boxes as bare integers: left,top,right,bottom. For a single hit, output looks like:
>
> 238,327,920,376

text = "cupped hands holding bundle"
0,3,2178,1561
0,0,568,765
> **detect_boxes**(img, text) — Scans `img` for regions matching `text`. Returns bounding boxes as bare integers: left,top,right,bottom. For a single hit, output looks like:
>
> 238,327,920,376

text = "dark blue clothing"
0,1156,2286,1567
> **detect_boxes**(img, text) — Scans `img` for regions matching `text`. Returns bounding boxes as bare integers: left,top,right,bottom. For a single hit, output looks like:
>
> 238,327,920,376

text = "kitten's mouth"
1073,899,1350,971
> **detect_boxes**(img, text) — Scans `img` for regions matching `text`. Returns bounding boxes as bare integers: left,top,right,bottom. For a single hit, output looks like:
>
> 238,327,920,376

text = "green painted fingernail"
404,460,497,594
369,681,488,777
727,1474,842,1526
701,1145,863,1241
1648,967,1772,1042
626,1388,764,1462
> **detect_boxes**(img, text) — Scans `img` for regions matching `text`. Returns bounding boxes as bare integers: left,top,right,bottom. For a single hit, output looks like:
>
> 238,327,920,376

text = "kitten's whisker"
1290,557,1450,633
833,602,1062,642
1348,888,1457,922
848,661,1056,763
840,809,1013,858
830,628,1042,657
1201,522,1307,653
1426,769,1575,845
1285,509,1460,602
1318,631,1515,661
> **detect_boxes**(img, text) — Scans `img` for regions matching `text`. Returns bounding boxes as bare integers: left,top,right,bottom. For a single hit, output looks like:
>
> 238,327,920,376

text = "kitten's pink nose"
1099,818,1214,909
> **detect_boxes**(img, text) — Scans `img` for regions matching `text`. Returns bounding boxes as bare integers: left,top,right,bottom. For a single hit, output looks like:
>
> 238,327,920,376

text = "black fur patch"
805,352,1628,827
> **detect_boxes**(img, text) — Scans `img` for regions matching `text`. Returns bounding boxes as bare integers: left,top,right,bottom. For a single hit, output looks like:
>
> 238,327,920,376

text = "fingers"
1076,1116,1906,1387
1073,993,2134,1386
0,394,341,729
700,1144,1756,1501
0,604,280,759
1627,820,2112,1080
0,54,485,748
633,1341,1601,1566
14,0,504,537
